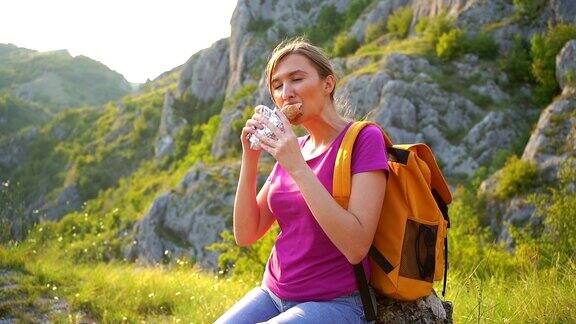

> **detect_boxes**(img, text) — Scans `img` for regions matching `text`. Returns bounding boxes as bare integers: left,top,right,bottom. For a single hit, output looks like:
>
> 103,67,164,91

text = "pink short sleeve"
351,124,389,175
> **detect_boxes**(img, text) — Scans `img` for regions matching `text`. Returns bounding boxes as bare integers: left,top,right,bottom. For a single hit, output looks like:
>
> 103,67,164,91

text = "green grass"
0,244,255,323
355,36,434,59
446,265,575,323
2,239,574,322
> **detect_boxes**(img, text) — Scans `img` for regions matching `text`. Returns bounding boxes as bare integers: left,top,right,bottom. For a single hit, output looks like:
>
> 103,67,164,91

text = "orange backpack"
333,121,452,320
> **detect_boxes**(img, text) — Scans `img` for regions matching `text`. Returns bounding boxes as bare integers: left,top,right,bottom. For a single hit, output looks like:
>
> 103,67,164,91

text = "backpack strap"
333,121,390,322
333,121,392,206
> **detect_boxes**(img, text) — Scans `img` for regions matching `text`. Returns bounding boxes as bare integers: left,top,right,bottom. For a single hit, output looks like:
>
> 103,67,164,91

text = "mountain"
0,43,131,111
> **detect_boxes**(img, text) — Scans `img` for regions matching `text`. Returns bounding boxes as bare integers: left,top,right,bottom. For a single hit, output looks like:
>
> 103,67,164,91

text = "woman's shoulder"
356,123,384,142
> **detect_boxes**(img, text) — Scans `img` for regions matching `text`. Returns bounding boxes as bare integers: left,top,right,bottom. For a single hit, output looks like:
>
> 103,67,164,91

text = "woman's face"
270,54,333,124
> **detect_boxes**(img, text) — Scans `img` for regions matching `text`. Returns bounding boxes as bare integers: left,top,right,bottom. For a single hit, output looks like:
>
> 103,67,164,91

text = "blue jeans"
215,285,375,323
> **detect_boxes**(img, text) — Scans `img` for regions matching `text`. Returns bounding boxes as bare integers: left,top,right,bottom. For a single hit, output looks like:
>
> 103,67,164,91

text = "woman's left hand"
253,109,306,174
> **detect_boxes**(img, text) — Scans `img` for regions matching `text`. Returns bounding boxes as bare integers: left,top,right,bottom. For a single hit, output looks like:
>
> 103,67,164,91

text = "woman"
216,38,389,323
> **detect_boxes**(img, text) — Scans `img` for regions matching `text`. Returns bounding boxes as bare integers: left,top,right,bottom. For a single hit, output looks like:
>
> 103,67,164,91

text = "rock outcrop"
480,40,576,244
376,291,453,323
556,39,576,93
154,91,187,159
177,39,230,101
125,162,241,268
338,53,534,177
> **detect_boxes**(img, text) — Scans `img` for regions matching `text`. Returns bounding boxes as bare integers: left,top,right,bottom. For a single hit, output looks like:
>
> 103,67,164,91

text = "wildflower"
52,286,57,291
75,293,80,297
54,296,59,300
164,250,169,255
58,236,63,242
148,293,155,298
175,291,181,296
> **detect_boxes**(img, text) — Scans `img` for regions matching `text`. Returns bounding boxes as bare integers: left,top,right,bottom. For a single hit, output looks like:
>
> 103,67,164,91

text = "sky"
0,0,238,83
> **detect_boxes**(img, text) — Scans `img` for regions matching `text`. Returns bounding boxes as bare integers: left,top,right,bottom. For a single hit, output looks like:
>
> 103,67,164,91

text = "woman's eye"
293,78,302,82
273,84,282,90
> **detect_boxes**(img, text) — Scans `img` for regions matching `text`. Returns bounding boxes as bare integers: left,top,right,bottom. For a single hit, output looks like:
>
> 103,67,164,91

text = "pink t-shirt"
263,122,389,301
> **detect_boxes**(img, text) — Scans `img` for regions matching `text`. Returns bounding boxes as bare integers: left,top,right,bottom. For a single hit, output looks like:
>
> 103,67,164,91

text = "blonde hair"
265,37,337,103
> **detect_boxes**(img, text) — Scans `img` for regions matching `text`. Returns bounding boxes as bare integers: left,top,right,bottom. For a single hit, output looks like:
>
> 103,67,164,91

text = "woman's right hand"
240,105,267,156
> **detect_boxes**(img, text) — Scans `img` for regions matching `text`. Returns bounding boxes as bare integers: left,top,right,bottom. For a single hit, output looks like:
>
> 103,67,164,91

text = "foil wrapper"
249,105,285,150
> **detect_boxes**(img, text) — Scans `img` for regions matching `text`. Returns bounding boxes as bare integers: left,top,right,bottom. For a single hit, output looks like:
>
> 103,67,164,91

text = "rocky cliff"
480,39,575,245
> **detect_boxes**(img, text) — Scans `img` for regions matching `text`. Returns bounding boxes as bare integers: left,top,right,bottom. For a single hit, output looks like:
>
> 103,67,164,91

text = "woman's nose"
281,83,294,100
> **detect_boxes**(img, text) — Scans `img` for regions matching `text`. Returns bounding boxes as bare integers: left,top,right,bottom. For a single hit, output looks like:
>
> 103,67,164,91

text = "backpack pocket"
399,218,438,283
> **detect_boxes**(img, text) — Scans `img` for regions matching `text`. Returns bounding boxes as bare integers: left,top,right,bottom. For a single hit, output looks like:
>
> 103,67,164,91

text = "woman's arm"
232,155,276,246
233,113,277,246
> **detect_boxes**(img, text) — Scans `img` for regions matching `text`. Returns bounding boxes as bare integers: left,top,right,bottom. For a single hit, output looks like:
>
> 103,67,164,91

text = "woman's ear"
323,75,335,95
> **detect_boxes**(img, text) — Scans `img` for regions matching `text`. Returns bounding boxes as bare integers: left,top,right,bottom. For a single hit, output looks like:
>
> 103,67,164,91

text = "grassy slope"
1,228,574,322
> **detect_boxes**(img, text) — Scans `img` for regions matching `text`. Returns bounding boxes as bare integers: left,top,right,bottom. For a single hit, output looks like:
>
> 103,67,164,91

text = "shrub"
467,32,499,60
246,17,274,34
173,124,194,160
531,23,576,105
448,183,526,278
514,158,576,266
535,159,576,263
223,84,257,111
513,0,547,22
296,0,373,51
344,0,374,30
436,28,467,60
304,5,344,45
435,28,499,61
416,13,454,45
364,21,387,43
495,155,538,200
333,33,360,57
386,6,413,39
174,92,224,126
500,35,533,85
